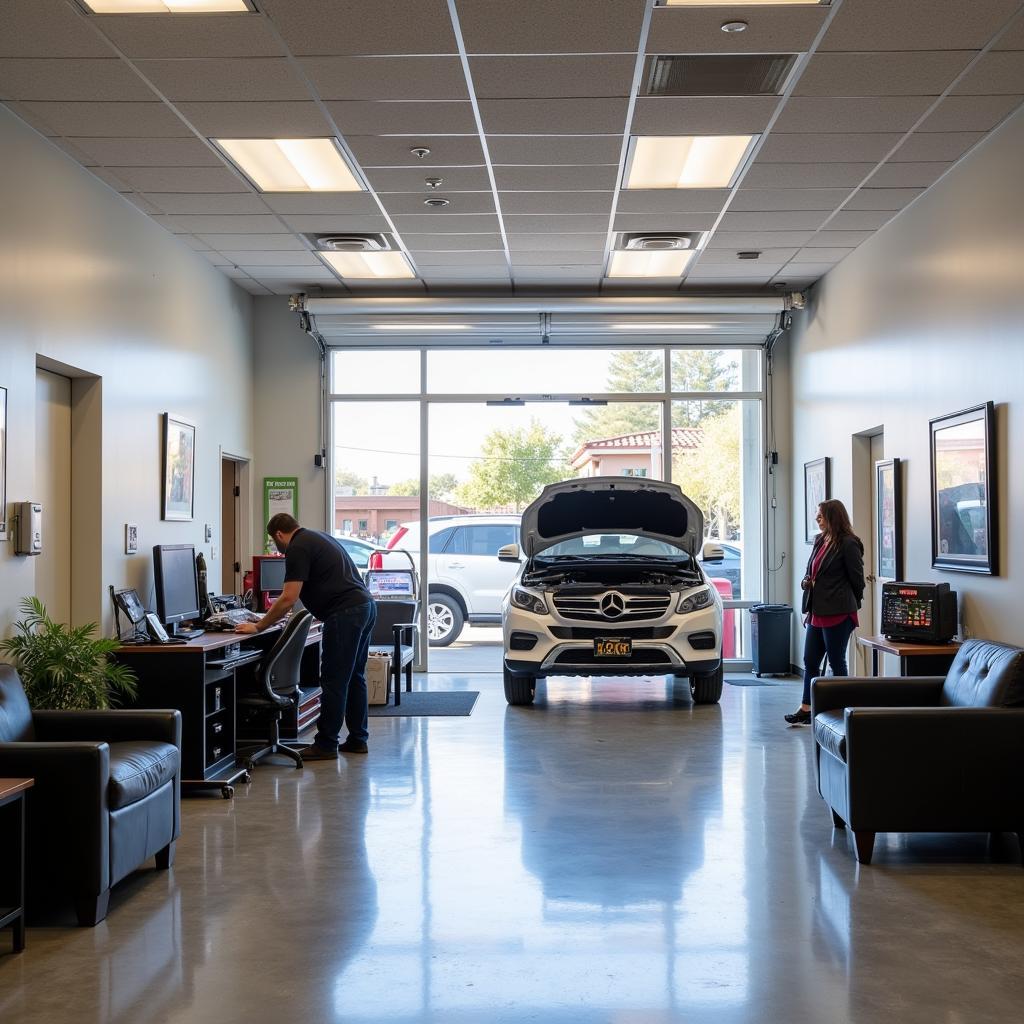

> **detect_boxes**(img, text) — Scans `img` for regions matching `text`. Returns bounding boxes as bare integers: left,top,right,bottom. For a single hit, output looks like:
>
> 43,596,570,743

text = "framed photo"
804,457,831,544
930,401,997,574
125,523,139,555
0,386,7,539
875,458,902,580
162,413,196,522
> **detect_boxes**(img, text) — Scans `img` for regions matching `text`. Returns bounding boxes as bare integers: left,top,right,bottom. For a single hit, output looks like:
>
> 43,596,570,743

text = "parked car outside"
381,514,522,646
703,540,741,598
333,533,382,573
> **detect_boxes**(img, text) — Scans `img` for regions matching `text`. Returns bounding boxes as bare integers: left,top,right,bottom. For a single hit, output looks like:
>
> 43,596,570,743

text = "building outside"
334,493,470,542
570,426,703,479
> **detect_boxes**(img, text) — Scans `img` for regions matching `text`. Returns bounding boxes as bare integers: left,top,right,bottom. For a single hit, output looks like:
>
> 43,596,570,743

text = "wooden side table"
857,635,962,678
0,778,34,953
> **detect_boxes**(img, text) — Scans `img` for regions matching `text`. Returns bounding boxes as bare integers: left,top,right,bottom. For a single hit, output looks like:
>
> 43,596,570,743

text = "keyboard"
206,609,262,630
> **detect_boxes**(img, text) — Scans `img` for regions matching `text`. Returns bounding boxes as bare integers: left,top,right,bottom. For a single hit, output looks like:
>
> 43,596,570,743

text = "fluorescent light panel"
607,250,695,279
83,1,250,11
216,139,362,193
320,251,416,280
625,135,756,189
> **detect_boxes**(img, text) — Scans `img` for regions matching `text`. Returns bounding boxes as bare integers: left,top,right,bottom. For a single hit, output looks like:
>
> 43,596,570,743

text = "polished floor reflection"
3,674,1024,1023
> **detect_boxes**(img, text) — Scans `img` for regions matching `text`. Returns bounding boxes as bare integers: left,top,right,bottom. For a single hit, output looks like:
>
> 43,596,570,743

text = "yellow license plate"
594,638,632,658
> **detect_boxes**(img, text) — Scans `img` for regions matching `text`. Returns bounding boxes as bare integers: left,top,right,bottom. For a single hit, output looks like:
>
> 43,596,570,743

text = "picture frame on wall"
930,401,997,574
875,458,902,580
0,386,7,539
804,457,831,544
162,413,196,522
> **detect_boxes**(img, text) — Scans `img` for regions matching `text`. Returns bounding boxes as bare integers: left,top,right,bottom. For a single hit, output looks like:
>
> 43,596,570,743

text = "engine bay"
523,558,703,590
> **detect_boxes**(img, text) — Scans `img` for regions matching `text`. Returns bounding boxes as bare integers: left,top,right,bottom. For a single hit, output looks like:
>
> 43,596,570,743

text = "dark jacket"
801,534,865,617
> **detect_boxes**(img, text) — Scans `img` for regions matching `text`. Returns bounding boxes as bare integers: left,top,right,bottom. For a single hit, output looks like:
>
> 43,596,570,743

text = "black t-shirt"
284,529,370,619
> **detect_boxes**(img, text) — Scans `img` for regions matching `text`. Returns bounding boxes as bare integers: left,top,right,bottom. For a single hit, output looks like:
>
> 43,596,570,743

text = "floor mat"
369,691,480,717
725,675,786,686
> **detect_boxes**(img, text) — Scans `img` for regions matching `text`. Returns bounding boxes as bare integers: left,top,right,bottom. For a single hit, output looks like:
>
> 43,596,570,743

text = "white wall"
786,105,1024,656
0,106,254,635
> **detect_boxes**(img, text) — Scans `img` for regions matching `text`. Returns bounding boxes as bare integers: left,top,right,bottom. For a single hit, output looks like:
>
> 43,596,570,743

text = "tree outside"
335,468,368,494
673,404,742,540
387,473,458,500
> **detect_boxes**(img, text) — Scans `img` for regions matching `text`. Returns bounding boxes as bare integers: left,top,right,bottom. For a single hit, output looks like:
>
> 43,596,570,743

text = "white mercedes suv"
500,477,725,707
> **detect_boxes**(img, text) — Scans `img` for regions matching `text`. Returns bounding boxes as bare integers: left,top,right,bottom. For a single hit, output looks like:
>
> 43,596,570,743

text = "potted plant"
0,597,137,710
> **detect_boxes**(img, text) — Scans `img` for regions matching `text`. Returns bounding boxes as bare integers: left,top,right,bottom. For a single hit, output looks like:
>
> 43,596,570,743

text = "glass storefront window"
671,349,760,392
331,349,420,394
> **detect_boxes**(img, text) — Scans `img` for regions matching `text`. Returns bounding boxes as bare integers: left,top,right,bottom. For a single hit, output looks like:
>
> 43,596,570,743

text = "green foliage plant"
0,597,137,710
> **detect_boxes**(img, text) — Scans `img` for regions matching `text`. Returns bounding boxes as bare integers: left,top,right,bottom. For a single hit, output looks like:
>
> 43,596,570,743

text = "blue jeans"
313,599,377,750
802,616,856,705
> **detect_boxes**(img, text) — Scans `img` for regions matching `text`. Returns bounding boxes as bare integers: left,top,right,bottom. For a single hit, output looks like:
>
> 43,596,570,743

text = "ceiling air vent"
314,233,392,252
644,54,798,97
617,232,701,252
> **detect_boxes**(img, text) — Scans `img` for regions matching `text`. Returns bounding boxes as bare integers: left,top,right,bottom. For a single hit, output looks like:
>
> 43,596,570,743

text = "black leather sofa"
811,639,1024,864
0,665,181,925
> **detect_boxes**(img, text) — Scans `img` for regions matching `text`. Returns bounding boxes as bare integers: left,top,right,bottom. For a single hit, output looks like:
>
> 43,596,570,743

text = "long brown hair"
817,499,859,545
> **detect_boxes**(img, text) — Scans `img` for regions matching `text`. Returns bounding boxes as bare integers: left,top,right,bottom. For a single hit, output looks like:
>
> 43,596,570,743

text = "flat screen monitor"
259,557,287,592
153,545,200,634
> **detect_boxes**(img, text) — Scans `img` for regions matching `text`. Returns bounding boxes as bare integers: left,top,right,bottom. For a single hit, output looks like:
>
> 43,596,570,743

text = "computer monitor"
153,544,201,636
259,557,286,593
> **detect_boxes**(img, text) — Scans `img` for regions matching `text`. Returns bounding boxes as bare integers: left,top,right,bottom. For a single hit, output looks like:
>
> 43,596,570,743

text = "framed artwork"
930,401,997,574
162,413,196,522
0,386,7,539
804,457,831,544
875,458,902,580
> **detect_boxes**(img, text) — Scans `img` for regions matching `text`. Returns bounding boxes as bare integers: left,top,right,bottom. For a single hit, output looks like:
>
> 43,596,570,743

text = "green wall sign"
263,477,299,553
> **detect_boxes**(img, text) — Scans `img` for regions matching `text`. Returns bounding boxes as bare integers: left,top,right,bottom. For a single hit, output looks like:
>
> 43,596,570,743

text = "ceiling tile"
495,165,619,191
794,51,975,98
889,131,985,160
706,231,815,248
326,100,477,135
868,162,950,187
392,213,500,233
806,230,876,247
50,137,100,165
953,52,1024,95
89,167,130,191
146,193,267,215
743,162,876,188
136,59,309,102
500,192,613,215
96,13,285,59
404,233,504,251
65,137,223,166
222,250,321,266
775,262,836,278
414,251,508,267
995,20,1024,49
791,247,855,263
502,214,609,232
688,262,787,278
479,99,629,135
647,6,828,55
280,214,391,232
259,193,382,215
110,166,247,193
916,94,1023,132
699,247,799,264
301,56,468,101
456,0,645,54
719,211,832,232
819,0,1021,51
347,135,485,166
19,101,191,138
613,212,717,232
843,187,924,211
200,233,305,250
262,0,457,56
201,250,231,265
166,214,288,234
470,55,637,99
488,135,622,165
0,1,114,58
616,189,729,214
507,234,607,252
175,101,333,137
631,97,776,136
381,193,495,215
731,188,851,212
0,59,156,102
365,166,491,192
773,97,933,134
755,133,902,163
826,210,895,230
120,192,165,216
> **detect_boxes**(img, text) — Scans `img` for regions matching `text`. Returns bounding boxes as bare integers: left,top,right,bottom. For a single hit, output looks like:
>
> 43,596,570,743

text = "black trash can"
749,604,793,677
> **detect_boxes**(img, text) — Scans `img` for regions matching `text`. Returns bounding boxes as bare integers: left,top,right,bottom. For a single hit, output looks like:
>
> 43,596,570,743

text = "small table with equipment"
0,777,33,953
858,634,962,678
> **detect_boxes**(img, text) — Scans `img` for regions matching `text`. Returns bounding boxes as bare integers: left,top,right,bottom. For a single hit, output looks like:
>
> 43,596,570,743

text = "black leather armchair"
0,665,181,925
811,639,1024,865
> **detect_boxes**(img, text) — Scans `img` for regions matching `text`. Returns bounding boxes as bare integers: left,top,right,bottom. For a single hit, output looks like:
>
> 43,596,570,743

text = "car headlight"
678,586,713,614
510,586,548,615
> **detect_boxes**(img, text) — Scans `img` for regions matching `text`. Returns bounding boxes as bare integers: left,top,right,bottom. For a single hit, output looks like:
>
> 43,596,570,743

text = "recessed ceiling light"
624,136,756,189
319,251,416,280
214,138,362,193
82,1,251,12
424,197,450,207
607,250,695,279
721,21,749,33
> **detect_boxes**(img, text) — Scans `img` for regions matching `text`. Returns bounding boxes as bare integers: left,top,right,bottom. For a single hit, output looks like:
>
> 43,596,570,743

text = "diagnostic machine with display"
881,582,957,643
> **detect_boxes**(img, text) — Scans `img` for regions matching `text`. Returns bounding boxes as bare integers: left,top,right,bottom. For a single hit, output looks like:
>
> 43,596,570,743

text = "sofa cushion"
108,741,178,810
0,665,35,743
941,640,1024,708
814,710,847,763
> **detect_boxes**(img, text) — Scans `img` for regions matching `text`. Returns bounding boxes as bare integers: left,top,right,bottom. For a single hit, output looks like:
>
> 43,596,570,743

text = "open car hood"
520,477,704,558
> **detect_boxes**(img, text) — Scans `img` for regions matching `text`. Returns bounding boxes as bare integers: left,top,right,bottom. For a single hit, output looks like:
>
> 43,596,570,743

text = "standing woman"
786,498,865,725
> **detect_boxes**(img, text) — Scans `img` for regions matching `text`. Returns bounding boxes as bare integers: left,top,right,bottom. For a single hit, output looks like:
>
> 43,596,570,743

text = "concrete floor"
3,673,1024,1023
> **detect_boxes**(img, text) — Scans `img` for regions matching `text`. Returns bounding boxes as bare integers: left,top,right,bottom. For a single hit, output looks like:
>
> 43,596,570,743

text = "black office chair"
236,610,312,770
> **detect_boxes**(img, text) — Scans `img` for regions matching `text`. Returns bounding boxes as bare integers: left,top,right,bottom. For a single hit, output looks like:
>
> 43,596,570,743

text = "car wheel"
689,663,724,705
427,594,464,647
503,665,536,706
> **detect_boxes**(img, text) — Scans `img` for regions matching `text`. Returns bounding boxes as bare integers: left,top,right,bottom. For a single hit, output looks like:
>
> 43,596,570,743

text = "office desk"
857,634,962,678
0,778,33,953
115,625,322,798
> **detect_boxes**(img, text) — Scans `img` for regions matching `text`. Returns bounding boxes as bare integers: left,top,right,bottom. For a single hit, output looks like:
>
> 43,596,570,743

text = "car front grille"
549,625,675,640
552,588,672,623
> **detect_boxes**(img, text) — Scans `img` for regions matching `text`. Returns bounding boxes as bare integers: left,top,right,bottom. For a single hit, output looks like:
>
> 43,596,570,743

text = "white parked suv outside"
382,514,521,646
500,477,725,706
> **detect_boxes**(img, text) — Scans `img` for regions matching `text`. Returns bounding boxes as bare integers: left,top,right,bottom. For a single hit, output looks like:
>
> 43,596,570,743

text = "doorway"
852,428,884,675
220,455,249,596
35,368,72,624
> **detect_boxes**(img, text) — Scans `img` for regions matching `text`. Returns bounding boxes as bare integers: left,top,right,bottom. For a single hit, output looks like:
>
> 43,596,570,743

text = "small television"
153,544,201,637
253,555,286,610
881,582,957,644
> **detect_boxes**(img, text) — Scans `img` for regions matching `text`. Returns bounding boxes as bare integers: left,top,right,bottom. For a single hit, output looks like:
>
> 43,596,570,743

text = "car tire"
689,664,724,705
503,665,536,706
427,593,464,647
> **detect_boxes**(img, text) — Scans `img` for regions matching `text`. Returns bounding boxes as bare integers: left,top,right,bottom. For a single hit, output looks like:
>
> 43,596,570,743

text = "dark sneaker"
299,744,338,761
338,738,368,754
784,709,811,726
